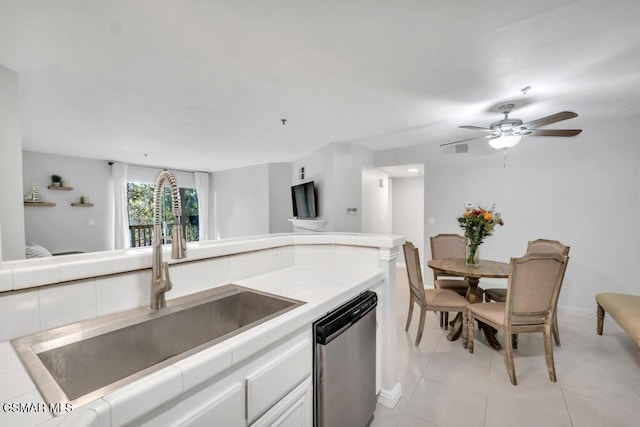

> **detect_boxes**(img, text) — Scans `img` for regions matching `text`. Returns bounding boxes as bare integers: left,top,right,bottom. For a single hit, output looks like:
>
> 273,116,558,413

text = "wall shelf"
71,203,94,207
24,201,56,207
48,185,74,191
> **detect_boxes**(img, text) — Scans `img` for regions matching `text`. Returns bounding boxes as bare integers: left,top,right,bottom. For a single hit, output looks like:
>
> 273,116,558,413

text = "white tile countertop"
0,232,404,292
0,264,386,426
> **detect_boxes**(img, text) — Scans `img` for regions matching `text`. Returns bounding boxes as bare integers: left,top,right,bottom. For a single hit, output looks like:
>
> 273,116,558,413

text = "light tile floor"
372,268,640,427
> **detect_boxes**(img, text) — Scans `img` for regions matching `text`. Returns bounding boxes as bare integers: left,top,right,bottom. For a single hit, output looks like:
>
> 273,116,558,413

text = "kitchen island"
0,233,403,426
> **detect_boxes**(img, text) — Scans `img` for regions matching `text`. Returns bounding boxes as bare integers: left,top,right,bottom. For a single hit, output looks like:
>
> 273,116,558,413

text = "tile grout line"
559,387,575,427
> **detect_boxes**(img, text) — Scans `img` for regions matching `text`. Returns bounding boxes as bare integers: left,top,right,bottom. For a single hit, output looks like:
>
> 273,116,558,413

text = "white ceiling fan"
442,104,582,150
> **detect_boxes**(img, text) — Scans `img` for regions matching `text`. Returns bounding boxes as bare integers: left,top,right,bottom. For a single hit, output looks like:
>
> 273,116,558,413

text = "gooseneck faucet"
150,170,187,309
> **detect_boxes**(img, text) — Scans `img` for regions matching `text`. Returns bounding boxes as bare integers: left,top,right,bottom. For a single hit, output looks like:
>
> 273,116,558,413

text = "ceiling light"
489,134,522,149
408,168,419,173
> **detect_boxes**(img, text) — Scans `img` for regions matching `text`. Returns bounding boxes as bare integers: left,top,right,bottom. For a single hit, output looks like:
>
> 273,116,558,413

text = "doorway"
361,164,424,268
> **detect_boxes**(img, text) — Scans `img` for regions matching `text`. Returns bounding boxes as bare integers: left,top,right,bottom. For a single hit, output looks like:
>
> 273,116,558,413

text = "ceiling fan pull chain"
503,149,507,168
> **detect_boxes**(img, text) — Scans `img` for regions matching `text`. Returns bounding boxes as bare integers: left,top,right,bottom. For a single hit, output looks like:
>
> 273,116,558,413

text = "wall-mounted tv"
291,181,317,219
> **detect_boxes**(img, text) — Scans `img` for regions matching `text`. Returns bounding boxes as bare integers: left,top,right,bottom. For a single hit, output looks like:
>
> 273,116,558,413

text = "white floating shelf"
24,201,55,207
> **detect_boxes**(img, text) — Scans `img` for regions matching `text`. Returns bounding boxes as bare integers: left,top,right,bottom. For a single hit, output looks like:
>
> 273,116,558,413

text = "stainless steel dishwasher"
313,290,377,427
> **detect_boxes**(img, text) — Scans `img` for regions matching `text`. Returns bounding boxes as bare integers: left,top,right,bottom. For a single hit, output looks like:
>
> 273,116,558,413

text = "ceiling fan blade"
459,125,492,132
526,129,583,137
522,111,578,129
440,135,493,147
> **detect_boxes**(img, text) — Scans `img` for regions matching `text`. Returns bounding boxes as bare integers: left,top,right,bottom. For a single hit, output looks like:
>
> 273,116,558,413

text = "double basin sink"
11,284,304,414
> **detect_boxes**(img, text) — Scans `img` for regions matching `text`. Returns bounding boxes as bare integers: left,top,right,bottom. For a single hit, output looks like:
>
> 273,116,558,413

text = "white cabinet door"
183,382,244,427
131,332,312,427
137,381,245,427
250,378,312,427
246,338,311,424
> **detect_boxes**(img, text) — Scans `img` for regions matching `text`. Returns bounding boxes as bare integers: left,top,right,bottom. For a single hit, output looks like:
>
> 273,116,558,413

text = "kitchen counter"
0,232,403,292
0,262,395,426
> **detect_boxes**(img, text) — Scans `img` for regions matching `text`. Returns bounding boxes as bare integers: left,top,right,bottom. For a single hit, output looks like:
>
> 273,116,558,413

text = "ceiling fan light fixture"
443,105,581,149
489,134,521,149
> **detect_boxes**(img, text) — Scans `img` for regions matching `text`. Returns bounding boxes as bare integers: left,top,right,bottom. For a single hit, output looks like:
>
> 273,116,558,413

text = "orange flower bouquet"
457,206,504,266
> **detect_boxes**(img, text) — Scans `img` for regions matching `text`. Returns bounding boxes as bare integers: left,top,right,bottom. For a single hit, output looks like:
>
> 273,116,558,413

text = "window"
126,182,199,247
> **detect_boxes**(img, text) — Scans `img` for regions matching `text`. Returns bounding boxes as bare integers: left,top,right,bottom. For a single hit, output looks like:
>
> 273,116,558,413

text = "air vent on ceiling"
441,143,469,157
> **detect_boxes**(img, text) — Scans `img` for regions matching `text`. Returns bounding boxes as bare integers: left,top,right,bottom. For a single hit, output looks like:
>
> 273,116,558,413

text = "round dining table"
427,258,509,350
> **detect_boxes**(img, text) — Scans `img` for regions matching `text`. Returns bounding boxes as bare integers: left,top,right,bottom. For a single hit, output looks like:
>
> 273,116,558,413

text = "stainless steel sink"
11,284,304,414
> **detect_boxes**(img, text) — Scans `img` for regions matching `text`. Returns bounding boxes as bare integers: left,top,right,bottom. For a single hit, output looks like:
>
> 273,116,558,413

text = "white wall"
268,163,293,233
22,151,113,254
212,163,295,238
361,168,392,235
392,176,424,266
0,65,25,261
20,154,290,250
376,114,640,311
21,154,209,255
212,164,270,238
293,142,373,232
292,144,333,223
331,143,374,231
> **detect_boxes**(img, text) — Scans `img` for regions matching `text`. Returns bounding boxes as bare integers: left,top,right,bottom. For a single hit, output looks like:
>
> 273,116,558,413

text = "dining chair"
484,239,570,347
430,234,472,329
467,252,569,385
403,241,469,346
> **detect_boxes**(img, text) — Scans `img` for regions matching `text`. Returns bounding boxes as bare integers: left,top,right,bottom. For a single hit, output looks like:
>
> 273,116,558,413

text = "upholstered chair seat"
403,242,469,346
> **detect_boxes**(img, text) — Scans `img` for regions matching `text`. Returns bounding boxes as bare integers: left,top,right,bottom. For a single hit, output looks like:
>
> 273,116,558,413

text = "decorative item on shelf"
24,182,44,202
71,196,94,207
48,178,73,190
457,205,504,267
24,183,55,206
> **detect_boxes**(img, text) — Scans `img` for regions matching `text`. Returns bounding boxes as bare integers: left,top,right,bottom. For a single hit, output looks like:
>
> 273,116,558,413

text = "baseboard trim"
377,382,402,408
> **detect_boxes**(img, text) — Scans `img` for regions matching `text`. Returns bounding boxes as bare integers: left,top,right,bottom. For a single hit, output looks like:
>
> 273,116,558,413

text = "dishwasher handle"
315,291,377,345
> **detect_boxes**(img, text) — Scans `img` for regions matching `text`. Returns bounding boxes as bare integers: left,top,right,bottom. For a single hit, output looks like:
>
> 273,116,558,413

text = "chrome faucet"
150,170,187,309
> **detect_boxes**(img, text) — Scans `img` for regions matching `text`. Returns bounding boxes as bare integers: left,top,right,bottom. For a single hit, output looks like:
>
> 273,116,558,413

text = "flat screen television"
291,181,317,219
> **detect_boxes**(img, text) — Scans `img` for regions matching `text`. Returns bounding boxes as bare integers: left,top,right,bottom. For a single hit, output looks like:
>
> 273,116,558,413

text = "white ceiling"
1,0,639,172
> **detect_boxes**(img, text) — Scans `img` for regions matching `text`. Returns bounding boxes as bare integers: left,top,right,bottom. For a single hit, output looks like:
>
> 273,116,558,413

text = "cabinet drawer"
250,378,312,427
183,382,244,427
136,380,244,427
246,338,311,423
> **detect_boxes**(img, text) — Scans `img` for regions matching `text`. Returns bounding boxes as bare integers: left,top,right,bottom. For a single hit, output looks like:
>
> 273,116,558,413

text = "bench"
596,293,640,349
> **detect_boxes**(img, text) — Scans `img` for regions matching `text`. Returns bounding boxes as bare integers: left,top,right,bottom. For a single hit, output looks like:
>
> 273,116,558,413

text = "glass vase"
466,241,480,267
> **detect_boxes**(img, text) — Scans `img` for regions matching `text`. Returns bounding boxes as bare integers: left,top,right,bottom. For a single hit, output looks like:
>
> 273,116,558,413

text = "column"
377,246,402,408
